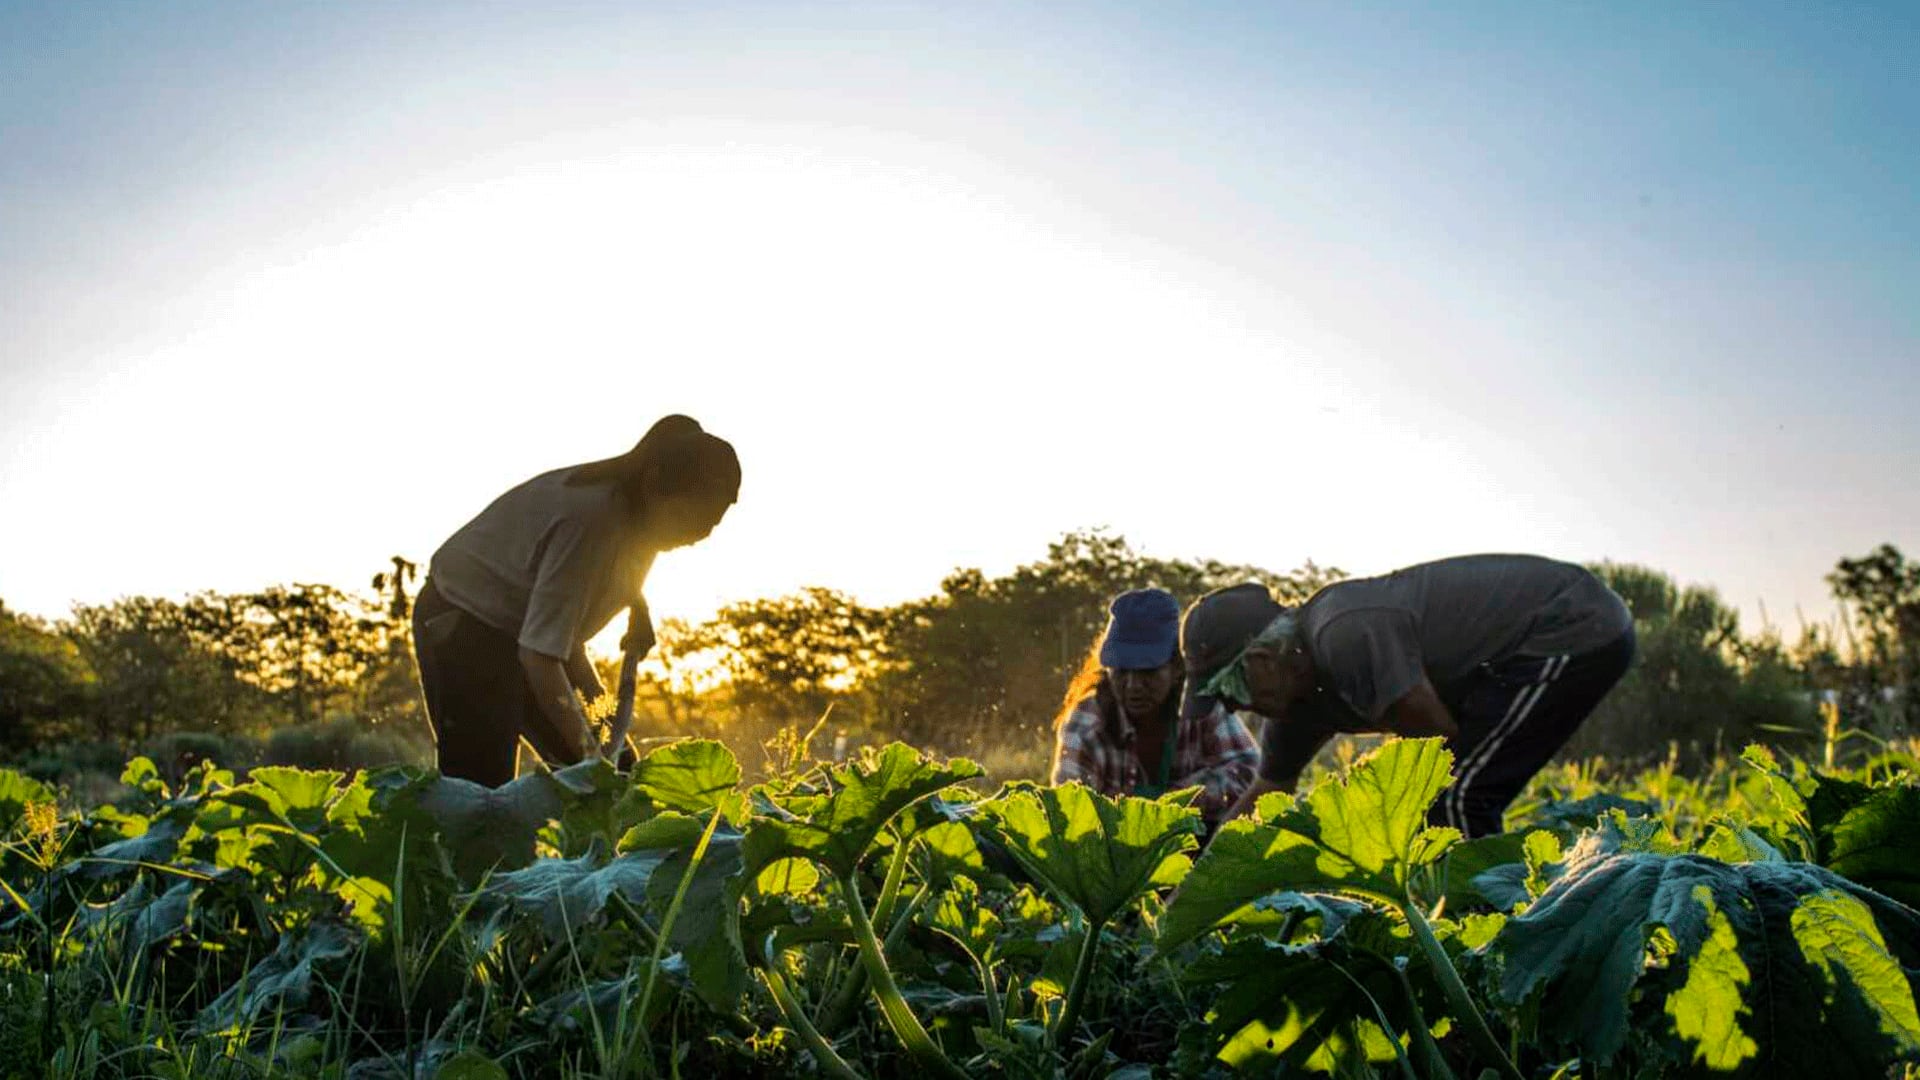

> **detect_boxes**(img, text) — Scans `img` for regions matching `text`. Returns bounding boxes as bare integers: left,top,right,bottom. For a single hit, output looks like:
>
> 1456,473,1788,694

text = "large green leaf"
1493,844,1920,1072
53,814,191,893
418,772,565,878
978,783,1200,925
220,766,346,831
1181,909,1415,1071
642,828,748,1010
1158,738,1458,952
1736,750,1920,906
1429,830,1527,912
472,841,665,941
925,875,1004,960
72,876,197,952
1301,737,1457,883
0,769,57,831
741,743,982,880
1814,783,1920,908
1517,792,1659,833
356,768,572,883
197,919,360,1032
631,739,743,818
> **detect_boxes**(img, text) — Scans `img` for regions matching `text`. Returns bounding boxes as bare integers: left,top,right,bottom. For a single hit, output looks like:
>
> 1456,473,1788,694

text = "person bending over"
1052,588,1259,824
1183,554,1634,837
412,415,739,786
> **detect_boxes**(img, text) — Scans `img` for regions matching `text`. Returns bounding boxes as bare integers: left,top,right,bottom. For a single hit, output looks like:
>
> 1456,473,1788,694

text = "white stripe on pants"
1443,654,1568,833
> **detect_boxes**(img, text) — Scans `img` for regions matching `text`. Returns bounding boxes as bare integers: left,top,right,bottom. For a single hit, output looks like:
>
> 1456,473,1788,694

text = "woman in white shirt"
412,415,739,785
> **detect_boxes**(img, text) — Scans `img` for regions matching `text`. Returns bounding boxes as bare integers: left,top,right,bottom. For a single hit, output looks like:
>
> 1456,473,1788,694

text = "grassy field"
3,732,1920,1079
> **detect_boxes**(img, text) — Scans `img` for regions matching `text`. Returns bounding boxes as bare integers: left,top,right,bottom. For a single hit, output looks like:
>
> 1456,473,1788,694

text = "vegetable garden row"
3,734,1919,1078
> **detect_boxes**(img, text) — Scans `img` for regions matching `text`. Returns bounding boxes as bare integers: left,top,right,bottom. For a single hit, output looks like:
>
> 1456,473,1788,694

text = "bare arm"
565,646,604,703
1382,677,1460,740
1223,711,1335,826
519,646,592,759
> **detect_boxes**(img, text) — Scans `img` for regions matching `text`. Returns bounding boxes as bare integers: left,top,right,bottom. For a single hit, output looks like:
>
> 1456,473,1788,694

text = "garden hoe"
600,603,645,766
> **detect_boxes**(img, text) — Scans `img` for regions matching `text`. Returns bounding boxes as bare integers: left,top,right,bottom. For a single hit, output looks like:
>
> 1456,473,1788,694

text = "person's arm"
1217,706,1336,825
1221,775,1288,825
1050,705,1103,788
1171,707,1261,821
565,646,605,703
1382,677,1459,740
515,510,619,760
518,646,593,759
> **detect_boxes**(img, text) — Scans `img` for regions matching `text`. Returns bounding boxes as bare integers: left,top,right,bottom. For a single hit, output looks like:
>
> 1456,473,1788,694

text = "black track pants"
1428,629,1636,838
411,578,585,787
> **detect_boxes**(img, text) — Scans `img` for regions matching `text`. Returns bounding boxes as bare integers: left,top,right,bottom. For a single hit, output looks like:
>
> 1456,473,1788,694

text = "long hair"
566,415,740,506
1052,632,1186,735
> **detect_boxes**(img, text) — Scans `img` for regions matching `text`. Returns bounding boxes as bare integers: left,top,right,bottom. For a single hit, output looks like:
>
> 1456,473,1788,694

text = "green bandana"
1199,612,1298,707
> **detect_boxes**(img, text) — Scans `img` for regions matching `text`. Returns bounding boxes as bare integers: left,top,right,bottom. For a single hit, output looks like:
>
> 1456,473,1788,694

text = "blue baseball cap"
1098,588,1181,670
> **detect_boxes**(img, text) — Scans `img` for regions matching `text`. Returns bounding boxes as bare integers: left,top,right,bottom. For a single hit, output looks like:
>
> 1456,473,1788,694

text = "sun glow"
8,125,1527,633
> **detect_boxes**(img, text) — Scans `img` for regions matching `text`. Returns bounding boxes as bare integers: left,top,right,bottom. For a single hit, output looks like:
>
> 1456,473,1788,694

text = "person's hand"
619,600,655,659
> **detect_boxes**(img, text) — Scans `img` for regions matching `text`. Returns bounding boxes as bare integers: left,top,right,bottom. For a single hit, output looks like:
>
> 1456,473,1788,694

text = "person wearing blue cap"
1050,588,1260,823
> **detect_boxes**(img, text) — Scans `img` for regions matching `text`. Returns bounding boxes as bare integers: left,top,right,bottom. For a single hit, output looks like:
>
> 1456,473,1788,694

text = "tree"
188,584,393,725
1568,562,1809,766
66,596,258,744
0,601,93,750
1826,543,1919,727
678,588,895,725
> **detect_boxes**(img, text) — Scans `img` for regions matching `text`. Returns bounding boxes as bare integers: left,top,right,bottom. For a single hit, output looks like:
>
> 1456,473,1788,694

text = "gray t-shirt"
428,467,645,659
1298,554,1631,723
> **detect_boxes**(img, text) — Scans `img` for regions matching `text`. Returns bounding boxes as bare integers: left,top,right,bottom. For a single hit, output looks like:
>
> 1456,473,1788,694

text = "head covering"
1179,583,1287,711
1097,588,1182,670
1198,612,1299,707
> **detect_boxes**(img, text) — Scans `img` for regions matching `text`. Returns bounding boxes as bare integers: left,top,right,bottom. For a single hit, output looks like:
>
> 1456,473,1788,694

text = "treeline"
634,534,1920,774
0,559,428,793
2,535,1916,788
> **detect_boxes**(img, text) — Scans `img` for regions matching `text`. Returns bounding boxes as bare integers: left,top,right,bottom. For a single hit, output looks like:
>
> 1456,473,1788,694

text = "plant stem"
1055,914,1106,1046
1324,958,1418,1080
820,872,930,1034
838,871,967,1080
761,958,866,1080
1401,893,1522,1080
631,806,726,1069
870,830,913,930
1385,956,1457,1080
40,856,53,1068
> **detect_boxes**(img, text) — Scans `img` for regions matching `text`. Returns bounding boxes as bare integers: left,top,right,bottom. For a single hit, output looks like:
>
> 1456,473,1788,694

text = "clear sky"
3,1,1915,646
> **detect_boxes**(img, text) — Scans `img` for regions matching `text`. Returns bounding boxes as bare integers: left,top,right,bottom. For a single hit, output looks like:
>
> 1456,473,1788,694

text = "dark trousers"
1428,628,1636,838
412,578,586,787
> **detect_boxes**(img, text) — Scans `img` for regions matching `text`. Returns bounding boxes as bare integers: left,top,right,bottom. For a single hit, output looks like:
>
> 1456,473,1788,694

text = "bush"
11,739,128,786
141,730,256,774
263,715,431,772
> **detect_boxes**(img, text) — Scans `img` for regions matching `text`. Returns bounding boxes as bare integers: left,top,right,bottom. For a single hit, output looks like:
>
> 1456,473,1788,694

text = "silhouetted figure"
412,416,739,786
1051,588,1259,826
1185,554,1635,837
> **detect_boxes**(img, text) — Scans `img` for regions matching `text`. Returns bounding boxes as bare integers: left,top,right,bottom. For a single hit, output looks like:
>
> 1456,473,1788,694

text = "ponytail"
567,415,703,487
567,415,739,504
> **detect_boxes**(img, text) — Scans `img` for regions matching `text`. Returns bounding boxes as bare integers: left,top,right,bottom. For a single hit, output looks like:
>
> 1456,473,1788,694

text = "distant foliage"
631,529,1343,762
1570,562,1813,766
0,560,427,786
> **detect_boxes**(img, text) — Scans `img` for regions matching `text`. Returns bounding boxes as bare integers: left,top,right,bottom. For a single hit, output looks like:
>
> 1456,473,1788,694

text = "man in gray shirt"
1182,554,1635,837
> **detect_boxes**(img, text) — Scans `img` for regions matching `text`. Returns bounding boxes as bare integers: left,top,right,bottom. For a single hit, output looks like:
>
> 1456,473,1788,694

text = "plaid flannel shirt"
1050,695,1259,821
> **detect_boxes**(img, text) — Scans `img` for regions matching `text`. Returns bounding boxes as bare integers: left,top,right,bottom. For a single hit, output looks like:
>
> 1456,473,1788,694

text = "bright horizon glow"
2,3,1915,654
